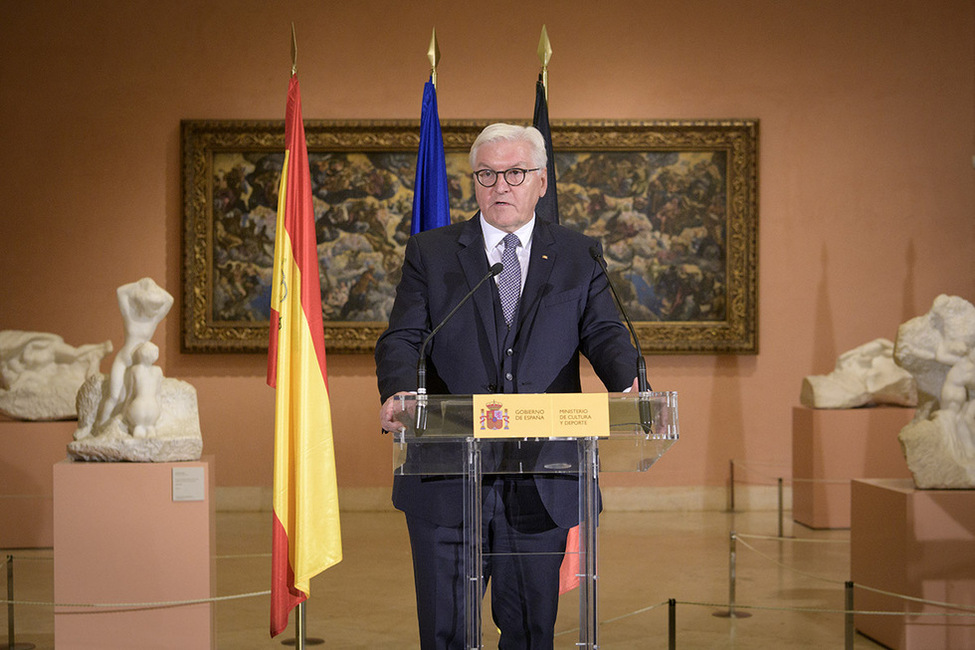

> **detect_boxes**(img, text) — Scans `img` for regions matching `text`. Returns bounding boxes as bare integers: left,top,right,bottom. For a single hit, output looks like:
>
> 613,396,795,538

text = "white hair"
469,123,547,170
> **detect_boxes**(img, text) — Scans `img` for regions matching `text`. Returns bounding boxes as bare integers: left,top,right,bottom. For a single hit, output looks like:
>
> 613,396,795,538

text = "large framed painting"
181,119,758,353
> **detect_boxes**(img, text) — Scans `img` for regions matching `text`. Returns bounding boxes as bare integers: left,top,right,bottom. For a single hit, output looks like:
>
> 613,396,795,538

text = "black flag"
532,72,559,224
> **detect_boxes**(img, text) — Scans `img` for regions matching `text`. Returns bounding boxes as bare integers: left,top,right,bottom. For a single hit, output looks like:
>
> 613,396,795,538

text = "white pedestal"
852,478,975,649
0,417,74,547
53,456,215,649
792,406,913,528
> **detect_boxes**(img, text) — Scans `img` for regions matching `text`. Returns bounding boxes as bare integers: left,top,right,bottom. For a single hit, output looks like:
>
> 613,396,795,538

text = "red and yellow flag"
267,74,342,638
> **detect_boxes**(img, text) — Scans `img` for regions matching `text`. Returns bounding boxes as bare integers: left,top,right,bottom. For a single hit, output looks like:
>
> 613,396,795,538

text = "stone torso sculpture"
124,341,164,438
800,338,917,409
97,278,174,425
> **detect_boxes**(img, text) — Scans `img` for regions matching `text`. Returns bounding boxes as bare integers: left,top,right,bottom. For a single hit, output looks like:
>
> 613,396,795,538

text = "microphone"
589,246,653,434
414,262,504,431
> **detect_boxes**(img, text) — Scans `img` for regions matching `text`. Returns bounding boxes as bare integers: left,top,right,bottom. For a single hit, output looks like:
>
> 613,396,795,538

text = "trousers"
404,475,569,649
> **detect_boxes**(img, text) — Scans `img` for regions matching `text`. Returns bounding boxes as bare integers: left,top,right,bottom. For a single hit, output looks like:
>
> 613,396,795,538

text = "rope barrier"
854,582,975,613
553,600,671,638
731,459,788,467
0,553,270,562
733,532,975,613
600,599,669,624
555,596,975,643
1,589,271,609
0,551,274,610
734,534,847,586
730,459,790,480
734,532,847,543
730,460,848,485
676,599,975,618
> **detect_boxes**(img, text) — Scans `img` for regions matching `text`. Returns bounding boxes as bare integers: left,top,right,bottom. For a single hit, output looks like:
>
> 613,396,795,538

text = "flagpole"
288,29,305,650
537,24,551,99
532,25,559,224
428,27,440,89
291,22,298,77
295,602,306,650
280,602,325,648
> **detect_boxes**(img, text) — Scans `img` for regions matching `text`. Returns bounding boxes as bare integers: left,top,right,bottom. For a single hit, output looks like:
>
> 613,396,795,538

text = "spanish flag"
267,74,342,638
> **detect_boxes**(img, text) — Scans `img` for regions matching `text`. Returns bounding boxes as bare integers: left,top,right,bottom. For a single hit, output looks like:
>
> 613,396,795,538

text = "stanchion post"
777,477,784,538
4,554,35,650
729,531,737,617
6,555,12,649
845,581,854,650
729,460,735,512
668,598,676,650
712,531,751,619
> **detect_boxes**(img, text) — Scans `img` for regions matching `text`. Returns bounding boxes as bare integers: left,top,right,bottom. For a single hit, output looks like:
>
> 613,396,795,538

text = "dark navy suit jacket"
376,214,640,527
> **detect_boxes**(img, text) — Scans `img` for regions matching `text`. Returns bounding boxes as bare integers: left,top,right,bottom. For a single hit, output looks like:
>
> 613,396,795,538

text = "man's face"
473,139,547,233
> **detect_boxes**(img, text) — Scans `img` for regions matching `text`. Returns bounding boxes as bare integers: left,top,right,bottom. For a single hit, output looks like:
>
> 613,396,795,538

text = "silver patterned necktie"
498,233,521,326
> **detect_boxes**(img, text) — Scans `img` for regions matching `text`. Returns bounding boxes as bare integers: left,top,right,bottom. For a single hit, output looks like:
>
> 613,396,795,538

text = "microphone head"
490,262,504,276
589,246,608,270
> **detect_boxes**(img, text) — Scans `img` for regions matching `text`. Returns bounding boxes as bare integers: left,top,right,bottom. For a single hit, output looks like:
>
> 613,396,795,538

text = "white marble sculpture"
800,338,917,409
70,278,202,462
0,330,112,420
894,294,975,488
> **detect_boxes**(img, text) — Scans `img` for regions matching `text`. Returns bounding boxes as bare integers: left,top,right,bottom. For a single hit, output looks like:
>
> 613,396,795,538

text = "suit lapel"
457,214,501,370
517,220,556,332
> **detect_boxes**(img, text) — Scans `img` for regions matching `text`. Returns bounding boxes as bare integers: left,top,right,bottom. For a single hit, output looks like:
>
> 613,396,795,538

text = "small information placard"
472,393,610,438
172,466,206,502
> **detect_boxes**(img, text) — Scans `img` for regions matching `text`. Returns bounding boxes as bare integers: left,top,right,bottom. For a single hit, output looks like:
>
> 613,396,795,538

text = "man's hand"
379,391,413,432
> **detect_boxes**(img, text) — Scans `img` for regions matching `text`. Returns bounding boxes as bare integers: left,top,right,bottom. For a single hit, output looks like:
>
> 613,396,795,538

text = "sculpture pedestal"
0,417,74,547
53,456,215,649
852,478,975,649
792,406,913,528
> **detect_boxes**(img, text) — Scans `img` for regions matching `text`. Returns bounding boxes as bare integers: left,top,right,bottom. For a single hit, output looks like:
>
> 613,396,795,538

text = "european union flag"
411,77,451,234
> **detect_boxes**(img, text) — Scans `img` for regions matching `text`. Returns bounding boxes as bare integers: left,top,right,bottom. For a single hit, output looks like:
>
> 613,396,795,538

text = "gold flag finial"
427,28,441,89
537,25,552,100
290,23,298,76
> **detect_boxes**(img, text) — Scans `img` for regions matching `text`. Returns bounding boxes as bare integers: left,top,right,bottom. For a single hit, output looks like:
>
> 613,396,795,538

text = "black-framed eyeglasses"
472,167,540,188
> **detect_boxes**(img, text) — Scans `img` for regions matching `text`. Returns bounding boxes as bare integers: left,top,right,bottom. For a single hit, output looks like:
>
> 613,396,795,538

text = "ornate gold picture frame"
181,119,758,354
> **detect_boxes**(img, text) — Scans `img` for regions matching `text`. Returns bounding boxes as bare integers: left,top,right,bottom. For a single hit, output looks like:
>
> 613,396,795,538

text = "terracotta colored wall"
2,1,973,491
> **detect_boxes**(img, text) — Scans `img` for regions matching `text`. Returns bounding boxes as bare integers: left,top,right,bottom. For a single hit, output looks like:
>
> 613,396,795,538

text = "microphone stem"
591,247,653,434
413,263,503,431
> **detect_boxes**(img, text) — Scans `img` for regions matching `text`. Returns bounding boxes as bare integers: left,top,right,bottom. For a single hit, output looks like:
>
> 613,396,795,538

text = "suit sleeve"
578,240,643,392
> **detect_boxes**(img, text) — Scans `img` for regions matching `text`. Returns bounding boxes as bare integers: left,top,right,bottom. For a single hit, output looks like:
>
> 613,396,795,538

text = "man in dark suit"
377,123,642,649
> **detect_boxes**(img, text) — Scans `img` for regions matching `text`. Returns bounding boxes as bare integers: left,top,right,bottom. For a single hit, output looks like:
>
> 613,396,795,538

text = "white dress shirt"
480,214,535,291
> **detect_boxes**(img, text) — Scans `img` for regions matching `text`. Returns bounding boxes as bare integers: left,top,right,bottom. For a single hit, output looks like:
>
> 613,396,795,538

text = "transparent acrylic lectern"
389,391,678,649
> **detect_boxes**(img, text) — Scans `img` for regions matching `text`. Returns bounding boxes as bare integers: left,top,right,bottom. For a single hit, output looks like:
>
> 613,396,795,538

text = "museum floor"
4,509,890,649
